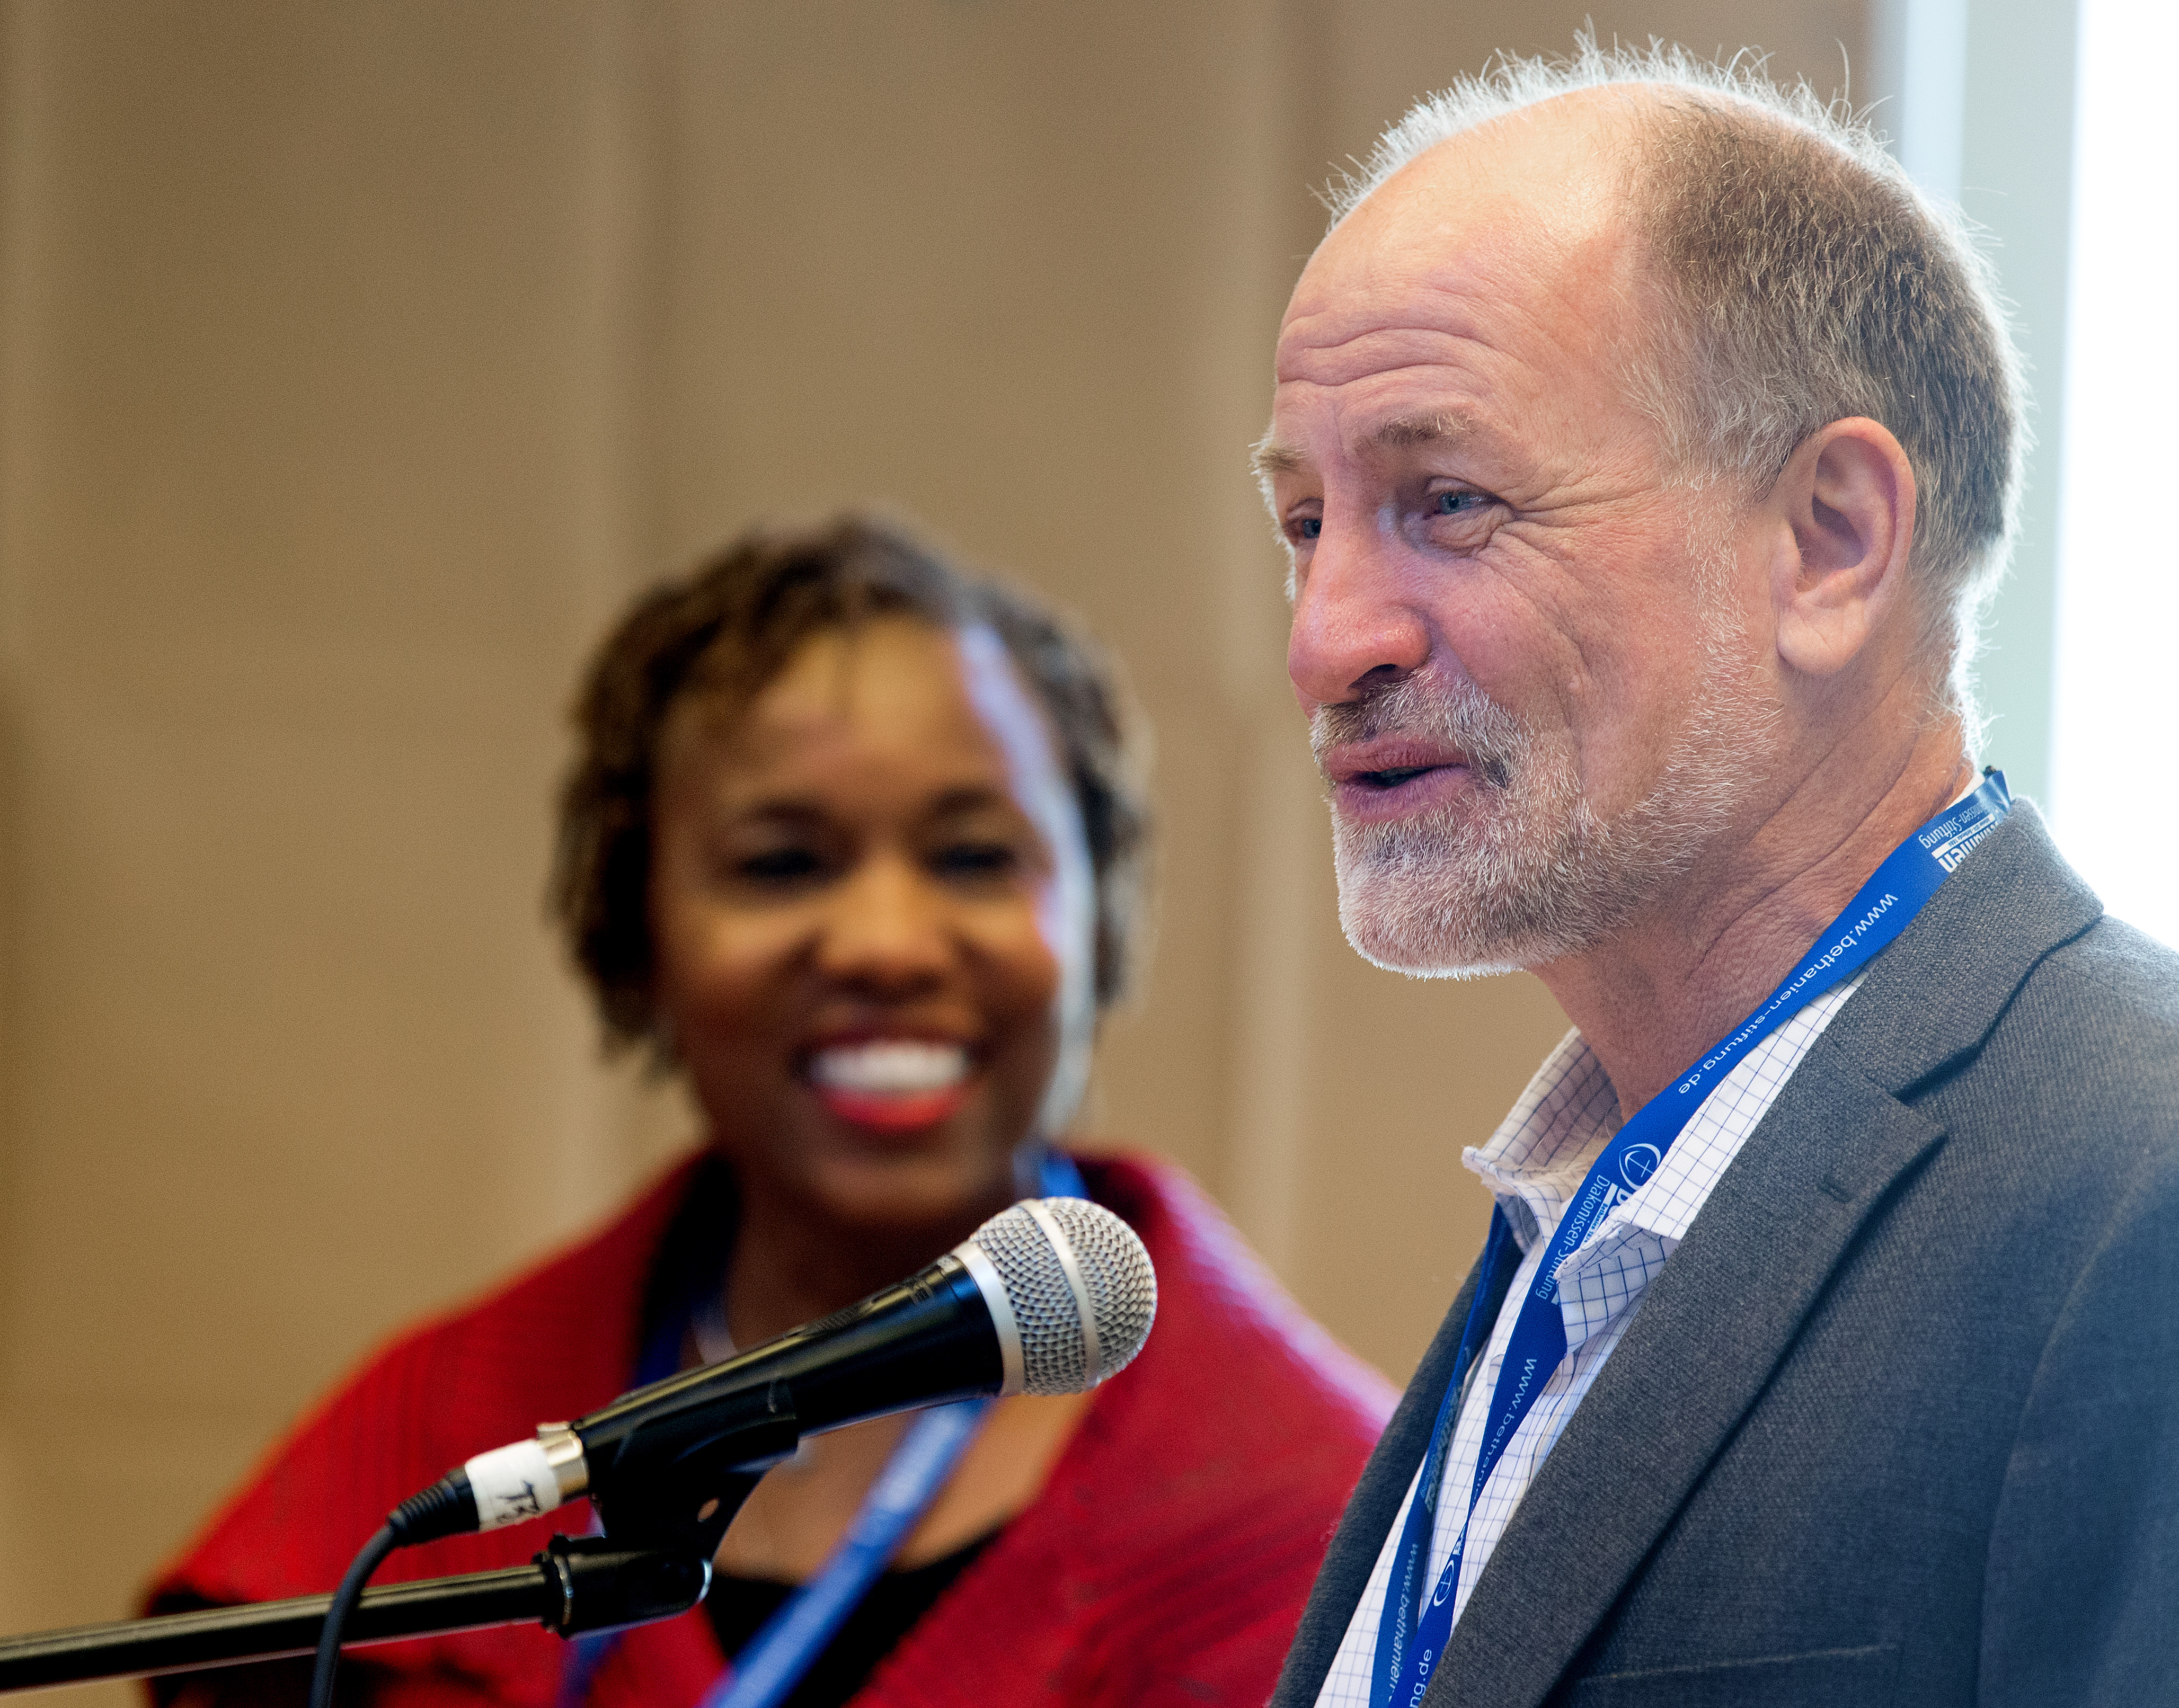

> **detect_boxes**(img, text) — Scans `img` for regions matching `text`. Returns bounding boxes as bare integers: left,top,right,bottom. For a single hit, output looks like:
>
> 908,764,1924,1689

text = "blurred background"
4,0,2154,1683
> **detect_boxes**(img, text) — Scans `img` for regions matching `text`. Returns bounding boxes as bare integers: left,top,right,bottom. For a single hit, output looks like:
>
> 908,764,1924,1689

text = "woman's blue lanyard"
558,1151,1086,1708
1368,773,2010,1708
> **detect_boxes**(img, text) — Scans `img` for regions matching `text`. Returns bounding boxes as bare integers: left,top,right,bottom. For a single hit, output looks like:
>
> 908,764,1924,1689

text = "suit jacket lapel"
1420,803,2102,1708
1422,1048,1946,1708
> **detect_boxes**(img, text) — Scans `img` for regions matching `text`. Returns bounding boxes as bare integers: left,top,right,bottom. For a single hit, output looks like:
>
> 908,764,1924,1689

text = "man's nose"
815,856,952,994
1286,515,1430,707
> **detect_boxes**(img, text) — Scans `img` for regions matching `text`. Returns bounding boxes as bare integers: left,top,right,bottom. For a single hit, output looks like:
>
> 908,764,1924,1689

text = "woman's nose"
813,856,953,993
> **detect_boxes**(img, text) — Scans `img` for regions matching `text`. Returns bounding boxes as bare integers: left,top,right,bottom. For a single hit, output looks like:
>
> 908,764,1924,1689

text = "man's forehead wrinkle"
1285,196,1634,367
1274,274,1594,407
1275,261,1538,390
1275,330,1489,395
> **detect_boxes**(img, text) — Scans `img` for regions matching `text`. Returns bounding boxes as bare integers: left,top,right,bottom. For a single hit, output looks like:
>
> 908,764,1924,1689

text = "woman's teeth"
809,1040,973,1133
810,1040,969,1096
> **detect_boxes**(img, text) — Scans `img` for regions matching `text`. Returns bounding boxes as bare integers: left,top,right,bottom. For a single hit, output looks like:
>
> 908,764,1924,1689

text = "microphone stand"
0,1535,710,1695
0,1419,800,1698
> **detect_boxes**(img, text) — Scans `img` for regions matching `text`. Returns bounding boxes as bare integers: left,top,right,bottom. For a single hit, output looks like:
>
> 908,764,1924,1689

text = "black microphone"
401,1196,1157,1546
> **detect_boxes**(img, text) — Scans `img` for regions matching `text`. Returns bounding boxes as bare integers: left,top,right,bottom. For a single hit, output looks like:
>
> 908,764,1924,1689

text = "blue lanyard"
559,1151,1086,1708
694,1398,986,1708
1368,774,2010,1708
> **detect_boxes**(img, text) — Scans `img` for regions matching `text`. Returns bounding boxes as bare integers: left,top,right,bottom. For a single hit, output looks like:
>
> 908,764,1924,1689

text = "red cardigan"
150,1154,1393,1708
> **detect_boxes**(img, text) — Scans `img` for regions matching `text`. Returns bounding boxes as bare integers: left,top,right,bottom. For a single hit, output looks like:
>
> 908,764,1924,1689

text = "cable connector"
386,1473,479,1547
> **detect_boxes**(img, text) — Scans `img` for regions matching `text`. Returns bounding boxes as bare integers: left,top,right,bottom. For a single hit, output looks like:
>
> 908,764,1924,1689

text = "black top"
703,1534,995,1708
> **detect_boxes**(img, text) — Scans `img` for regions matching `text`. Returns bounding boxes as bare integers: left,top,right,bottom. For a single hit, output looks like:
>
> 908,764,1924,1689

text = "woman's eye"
932,841,1018,880
1294,515,1323,541
736,847,823,883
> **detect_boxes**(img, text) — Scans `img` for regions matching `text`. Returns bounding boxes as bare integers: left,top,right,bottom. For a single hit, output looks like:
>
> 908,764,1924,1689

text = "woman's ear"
1769,416,1918,679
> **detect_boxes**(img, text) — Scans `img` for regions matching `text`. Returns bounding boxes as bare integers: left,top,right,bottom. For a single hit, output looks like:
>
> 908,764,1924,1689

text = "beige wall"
0,0,1864,1676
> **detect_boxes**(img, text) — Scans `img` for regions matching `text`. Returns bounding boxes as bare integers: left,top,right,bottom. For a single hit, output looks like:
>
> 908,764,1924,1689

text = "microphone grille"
966,1196,1157,1396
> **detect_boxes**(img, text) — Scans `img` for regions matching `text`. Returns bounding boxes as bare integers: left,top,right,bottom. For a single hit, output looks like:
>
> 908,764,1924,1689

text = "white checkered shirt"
1310,973,1865,1708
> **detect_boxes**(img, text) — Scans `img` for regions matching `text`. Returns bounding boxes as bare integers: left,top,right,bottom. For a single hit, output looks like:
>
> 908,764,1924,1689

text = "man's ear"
1768,416,1917,678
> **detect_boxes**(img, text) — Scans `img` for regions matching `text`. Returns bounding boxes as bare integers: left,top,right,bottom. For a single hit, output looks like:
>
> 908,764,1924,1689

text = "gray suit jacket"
1270,804,2179,1707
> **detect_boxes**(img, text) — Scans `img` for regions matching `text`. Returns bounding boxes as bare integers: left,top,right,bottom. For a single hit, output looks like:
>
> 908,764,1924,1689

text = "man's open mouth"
1353,764,1444,789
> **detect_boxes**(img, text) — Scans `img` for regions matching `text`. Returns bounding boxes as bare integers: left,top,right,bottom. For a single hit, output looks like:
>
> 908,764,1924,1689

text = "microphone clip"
586,1389,802,1555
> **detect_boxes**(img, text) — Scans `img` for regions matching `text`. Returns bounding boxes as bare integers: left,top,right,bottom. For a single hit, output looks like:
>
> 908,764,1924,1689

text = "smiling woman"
562,521,1137,1287
145,515,1394,1708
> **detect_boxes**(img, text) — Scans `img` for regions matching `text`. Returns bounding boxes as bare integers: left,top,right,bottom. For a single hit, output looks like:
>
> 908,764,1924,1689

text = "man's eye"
737,847,823,883
932,841,1017,879
1431,490,1489,517
1294,515,1323,541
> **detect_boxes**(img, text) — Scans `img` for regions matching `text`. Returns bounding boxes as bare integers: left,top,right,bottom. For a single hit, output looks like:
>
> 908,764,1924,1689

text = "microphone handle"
574,1256,1004,1536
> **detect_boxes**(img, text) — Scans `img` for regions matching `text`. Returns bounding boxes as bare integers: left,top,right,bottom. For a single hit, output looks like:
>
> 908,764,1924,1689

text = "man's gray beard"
1313,657,1764,978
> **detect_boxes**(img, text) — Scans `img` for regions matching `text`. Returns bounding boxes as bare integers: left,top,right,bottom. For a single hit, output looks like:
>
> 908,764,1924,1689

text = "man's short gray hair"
1328,39,2027,735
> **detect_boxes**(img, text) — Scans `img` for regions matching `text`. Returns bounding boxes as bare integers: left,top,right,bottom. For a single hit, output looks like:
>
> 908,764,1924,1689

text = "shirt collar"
1459,1016,1775,1265
1464,973,1871,1293
1463,1028,1707,1357
1462,1027,1623,1256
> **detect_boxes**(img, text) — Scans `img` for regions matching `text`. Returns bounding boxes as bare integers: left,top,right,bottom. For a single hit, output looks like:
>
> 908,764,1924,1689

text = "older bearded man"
1256,45,2179,1708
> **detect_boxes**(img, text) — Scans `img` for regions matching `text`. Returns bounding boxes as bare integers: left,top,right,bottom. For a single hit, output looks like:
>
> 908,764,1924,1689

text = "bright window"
2049,0,2179,948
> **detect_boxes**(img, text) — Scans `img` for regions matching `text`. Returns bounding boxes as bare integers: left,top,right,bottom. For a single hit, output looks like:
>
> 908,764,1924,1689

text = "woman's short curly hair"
552,513,1152,1053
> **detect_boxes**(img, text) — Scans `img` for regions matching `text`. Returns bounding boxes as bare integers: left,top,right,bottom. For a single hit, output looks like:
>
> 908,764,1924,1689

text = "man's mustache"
1310,674,1523,791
